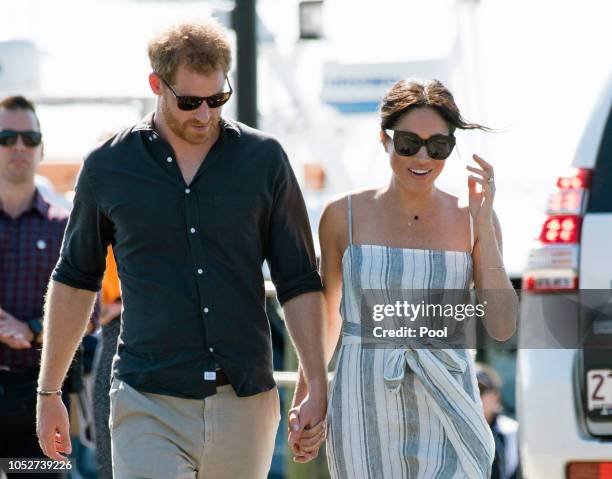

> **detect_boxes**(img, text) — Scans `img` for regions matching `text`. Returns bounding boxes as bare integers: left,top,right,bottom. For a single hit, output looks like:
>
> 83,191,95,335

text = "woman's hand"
287,386,327,463
466,154,495,227
289,413,327,463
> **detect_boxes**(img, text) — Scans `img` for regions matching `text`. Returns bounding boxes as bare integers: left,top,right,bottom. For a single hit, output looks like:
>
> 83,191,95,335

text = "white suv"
517,75,612,478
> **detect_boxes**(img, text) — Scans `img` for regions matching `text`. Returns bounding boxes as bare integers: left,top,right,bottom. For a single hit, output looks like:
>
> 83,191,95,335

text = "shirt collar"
133,111,156,132
220,118,241,136
30,189,50,217
0,188,50,219
134,112,241,137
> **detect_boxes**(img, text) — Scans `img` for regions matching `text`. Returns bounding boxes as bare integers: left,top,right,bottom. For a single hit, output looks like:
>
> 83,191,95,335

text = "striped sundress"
326,195,495,479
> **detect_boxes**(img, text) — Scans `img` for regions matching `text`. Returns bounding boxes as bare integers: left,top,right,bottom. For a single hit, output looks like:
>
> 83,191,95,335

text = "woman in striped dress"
291,79,518,478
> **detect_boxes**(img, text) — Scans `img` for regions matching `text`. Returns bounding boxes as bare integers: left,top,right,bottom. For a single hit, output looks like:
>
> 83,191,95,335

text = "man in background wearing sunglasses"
0,95,70,477
36,18,327,479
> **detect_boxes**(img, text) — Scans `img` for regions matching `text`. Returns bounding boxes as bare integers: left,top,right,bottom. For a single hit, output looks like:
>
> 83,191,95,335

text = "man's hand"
0,331,31,349
36,281,96,461
0,307,33,349
287,386,327,463
100,301,122,326
36,395,72,462
288,414,326,463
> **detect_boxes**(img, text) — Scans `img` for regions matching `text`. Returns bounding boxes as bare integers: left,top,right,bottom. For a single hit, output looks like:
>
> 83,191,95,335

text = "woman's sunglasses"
385,129,456,160
0,130,43,147
160,76,233,111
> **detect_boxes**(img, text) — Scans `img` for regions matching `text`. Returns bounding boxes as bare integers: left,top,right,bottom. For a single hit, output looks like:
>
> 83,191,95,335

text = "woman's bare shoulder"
320,188,379,251
322,188,378,217
319,194,348,246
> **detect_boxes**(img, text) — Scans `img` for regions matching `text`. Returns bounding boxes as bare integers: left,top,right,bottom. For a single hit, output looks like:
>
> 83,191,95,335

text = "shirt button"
185,188,191,194
204,307,209,314
166,156,173,163
197,268,203,274
190,227,196,234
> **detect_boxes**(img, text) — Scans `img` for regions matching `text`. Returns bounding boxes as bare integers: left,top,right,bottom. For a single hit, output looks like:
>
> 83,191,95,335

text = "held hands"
287,389,327,463
0,306,33,349
467,154,496,227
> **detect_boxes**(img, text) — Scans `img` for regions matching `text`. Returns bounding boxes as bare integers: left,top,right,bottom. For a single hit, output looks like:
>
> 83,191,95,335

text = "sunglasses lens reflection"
0,133,17,147
395,134,421,156
178,97,204,111
428,139,453,160
22,132,42,147
206,93,228,109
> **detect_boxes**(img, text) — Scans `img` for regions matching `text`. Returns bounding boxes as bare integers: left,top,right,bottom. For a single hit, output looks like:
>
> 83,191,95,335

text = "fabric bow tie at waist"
341,323,495,479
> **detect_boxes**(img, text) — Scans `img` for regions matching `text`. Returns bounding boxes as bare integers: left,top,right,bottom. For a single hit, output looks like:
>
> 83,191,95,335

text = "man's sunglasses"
385,129,456,160
160,76,233,111
0,130,42,147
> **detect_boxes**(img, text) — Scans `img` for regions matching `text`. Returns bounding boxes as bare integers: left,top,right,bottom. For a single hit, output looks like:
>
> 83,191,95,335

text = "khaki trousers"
109,378,280,479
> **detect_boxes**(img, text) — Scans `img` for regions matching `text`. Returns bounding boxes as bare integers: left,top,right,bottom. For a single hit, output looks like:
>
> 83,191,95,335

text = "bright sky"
1,0,610,273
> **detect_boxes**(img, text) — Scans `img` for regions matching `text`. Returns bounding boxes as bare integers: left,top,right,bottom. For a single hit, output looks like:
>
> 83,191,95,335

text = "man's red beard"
161,97,219,145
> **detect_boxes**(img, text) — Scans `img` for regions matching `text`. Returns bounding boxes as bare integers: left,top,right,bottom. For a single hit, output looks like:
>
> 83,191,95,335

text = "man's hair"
0,95,40,128
148,19,232,83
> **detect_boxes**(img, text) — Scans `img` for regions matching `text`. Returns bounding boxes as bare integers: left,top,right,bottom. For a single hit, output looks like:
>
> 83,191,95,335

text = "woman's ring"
487,176,494,184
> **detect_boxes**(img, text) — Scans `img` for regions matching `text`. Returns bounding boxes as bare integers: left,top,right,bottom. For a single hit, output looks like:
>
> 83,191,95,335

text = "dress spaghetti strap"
347,194,353,245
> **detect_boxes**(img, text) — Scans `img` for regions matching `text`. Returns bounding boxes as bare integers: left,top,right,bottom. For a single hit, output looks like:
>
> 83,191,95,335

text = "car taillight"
547,190,584,215
557,168,592,189
539,215,582,244
566,462,612,479
522,168,592,293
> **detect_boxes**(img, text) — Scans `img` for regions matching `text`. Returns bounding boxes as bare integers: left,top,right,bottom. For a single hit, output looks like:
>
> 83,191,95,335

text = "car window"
587,108,612,212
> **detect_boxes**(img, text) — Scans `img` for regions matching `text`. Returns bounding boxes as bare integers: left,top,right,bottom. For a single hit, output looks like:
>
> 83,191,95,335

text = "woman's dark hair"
380,78,490,134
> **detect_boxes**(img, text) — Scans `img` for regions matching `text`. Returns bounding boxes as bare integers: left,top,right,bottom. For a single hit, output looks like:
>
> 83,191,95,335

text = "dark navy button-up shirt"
52,113,322,399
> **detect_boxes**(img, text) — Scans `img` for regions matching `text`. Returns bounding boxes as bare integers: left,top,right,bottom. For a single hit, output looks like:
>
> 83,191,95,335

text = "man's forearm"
283,291,327,393
38,281,97,390
293,308,342,405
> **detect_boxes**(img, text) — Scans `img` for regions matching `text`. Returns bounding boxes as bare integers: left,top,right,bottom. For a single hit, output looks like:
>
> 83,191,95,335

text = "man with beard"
36,19,327,479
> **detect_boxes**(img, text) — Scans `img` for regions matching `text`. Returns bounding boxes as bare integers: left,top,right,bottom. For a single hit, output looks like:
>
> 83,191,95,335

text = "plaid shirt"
0,189,96,371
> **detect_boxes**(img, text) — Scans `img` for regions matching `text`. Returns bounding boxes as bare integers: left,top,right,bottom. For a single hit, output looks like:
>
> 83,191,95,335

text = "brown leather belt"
216,369,230,387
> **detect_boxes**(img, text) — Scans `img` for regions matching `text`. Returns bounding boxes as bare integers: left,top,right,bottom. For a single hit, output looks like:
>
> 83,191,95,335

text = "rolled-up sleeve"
266,145,322,305
52,161,113,292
